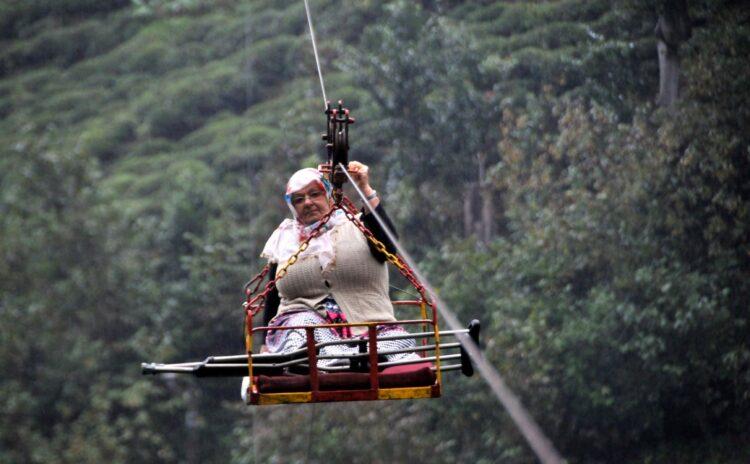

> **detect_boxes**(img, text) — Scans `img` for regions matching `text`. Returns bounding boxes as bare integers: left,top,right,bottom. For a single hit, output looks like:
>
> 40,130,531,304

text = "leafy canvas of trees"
1,0,748,462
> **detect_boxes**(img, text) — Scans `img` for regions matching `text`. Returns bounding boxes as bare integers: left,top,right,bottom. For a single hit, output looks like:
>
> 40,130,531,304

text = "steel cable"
303,0,328,108
340,166,565,464
299,1,564,461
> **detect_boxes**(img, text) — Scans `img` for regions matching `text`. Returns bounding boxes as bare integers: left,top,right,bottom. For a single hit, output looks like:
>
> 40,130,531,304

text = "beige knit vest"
274,220,395,332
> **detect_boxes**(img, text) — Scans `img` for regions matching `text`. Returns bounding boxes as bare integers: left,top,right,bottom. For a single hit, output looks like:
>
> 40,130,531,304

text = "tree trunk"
656,39,680,107
655,0,691,108
184,385,202,464
465,153,497,243
480,185,494,244
477,152,494,244
464,182,478,238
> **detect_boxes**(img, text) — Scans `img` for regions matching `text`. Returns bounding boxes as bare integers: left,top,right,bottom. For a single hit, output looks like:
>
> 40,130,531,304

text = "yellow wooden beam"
378,386,437,400
255,392,313,405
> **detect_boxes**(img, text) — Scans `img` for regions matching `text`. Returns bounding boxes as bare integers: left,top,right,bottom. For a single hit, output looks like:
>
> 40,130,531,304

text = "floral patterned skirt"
265,298,420,367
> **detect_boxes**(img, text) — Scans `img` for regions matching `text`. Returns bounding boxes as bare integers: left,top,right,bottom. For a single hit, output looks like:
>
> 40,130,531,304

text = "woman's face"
290,180,332,225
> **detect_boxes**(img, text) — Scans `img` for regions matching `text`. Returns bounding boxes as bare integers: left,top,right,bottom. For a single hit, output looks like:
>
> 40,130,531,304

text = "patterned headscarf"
261,168,347,269
283,167,333,219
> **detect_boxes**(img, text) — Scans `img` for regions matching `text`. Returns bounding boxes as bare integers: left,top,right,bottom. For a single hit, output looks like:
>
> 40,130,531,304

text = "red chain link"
243,264,270,297
339,197,433,307
243,205,341,321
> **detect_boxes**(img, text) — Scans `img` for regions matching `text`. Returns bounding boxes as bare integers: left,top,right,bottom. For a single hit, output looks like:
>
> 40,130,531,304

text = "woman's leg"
266,309,356,366
373,325,422,362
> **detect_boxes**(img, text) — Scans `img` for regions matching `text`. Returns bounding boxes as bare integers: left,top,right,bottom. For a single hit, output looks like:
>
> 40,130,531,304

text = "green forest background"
1,0,748,462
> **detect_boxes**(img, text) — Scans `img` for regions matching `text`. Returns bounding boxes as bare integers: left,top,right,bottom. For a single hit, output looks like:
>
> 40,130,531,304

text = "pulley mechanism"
319,100,355,203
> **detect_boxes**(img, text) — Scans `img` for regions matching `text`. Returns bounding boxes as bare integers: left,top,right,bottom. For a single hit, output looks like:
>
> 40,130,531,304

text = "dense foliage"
1,0,748,462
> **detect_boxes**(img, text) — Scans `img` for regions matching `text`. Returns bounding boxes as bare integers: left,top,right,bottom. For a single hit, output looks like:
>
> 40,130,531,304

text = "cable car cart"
142,101,481,404
142,310,480,405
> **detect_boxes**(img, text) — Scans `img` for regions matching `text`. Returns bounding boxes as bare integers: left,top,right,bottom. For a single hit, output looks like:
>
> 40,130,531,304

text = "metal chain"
243,264,270,297
339,197,433,308
242,195,433,323
243,205,340,319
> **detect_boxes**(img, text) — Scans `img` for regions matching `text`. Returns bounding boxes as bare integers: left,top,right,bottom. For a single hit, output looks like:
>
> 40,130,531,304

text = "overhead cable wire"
297,1,563,461
303,0,328,108
340,165,565,464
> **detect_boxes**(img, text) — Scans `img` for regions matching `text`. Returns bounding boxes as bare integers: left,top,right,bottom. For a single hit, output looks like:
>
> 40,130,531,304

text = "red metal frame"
244,301,441,404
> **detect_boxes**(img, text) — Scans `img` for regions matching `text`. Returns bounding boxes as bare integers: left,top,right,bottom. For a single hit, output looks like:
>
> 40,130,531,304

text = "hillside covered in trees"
1,0,749,462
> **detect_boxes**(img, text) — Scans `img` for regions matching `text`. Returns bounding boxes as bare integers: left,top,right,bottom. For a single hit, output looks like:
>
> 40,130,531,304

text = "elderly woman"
259,161,418,366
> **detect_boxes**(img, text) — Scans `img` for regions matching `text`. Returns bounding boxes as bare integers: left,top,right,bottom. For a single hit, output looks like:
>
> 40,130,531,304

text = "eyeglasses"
290,189,326,206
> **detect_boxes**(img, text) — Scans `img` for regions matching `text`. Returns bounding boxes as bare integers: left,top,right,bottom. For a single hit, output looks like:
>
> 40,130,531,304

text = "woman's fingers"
348,161,369,185
349,160,364,173
348,161,377,204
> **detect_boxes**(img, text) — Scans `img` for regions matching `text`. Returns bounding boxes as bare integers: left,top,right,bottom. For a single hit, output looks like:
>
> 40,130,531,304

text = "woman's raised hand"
348,161,379,207
348,161,371,192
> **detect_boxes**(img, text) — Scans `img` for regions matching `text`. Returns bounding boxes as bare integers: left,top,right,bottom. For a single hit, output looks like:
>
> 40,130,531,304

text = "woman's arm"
263,263,280,327
347,161,399,262
362,203,398,263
